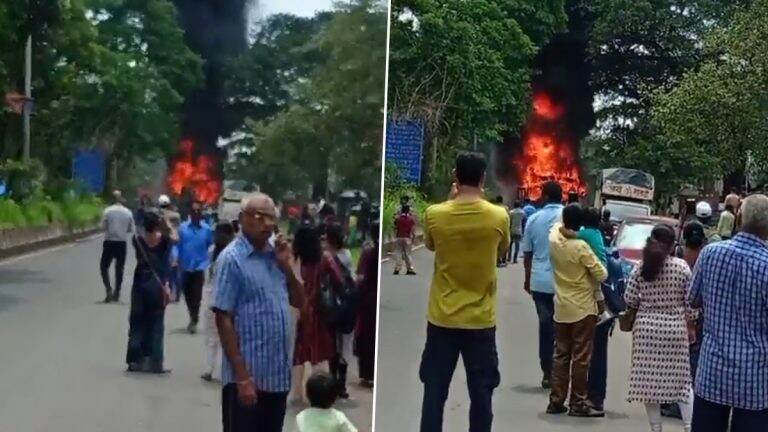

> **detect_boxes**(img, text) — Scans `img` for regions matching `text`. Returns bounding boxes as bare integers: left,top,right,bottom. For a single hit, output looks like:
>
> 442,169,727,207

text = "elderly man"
100,190,134,303
689,194,768,432
213,193,304,432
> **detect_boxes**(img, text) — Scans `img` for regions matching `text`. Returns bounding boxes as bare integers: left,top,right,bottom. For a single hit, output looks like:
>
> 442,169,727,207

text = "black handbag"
318,254,359,334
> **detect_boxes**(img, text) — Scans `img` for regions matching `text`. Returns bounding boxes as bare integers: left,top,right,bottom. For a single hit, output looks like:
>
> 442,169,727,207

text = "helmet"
695,201,712,218
158,194,171,207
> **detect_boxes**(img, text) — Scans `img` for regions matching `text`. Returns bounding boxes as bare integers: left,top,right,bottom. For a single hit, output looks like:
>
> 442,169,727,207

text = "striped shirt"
213,235,292,392
689,233,768,410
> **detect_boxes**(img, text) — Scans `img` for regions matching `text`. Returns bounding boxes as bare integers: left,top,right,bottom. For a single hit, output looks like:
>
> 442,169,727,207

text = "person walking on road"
508,201,525,264
688,194,768,432
100,190,135,303
290,224,336,404
355,220,380,388
324,223,356,400
178,201,214,334
546,203,607,417
126,211,176,373
213,193,305,432
418,151,510,432
521,181,564,389
624,224,696,432
159,195,182,302
494,196,510,267
201,221,235,382
393,204,417,275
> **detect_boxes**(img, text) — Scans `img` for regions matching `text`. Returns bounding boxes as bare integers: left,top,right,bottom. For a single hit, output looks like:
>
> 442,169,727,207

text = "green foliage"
650,0,768,183
23,198,65,227
1,0,203,184
60,194,104,228
0,158,46,201
583,0,749,182
0,199,27,230
229,0,387,201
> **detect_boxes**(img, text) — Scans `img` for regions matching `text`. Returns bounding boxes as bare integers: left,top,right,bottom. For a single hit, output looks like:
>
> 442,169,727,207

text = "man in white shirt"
100,190,135,303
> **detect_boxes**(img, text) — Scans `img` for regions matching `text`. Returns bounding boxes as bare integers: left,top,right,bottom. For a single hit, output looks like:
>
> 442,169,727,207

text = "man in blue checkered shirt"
688,194,768,432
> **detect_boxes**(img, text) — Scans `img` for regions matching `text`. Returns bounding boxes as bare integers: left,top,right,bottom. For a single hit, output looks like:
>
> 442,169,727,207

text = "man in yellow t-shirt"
546,203,607,418
419,151,510,432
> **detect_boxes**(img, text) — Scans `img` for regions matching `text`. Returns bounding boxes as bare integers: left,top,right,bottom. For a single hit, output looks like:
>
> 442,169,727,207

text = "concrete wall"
0,224,100,259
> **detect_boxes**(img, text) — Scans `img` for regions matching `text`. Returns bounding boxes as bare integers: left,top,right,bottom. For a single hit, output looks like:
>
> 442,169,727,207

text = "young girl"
200,221,235,382
297,373,357,432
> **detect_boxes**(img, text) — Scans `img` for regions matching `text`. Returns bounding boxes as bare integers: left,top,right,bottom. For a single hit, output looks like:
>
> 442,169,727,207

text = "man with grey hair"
212,192,304,432
100,189,134,303
688,194,768,432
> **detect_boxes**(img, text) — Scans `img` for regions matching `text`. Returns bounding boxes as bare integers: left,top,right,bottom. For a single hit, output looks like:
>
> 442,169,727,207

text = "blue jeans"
419,323,500,432
532,292,555,376
588,319,613,407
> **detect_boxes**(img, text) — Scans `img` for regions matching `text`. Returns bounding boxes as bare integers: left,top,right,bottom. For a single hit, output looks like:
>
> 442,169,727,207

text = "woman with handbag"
291,224,338,404
126,211,177,374
623,224,696,432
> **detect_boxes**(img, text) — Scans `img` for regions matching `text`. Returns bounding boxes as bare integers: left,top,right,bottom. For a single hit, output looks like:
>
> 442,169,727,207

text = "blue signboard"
385,119,424,184
73,149,106,194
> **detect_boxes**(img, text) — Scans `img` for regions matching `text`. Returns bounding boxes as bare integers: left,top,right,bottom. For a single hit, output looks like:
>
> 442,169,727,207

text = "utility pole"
22,10,32,161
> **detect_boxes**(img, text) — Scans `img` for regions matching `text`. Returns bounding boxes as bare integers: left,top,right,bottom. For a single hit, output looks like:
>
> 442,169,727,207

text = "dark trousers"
587,319,613,407
419,323,500,432
100,240,127,297
531,292,555,376
126,306,165,366
508,235,521,263
222,384,287,432
181,270,204,324
691,395,768,432
550,315,597,408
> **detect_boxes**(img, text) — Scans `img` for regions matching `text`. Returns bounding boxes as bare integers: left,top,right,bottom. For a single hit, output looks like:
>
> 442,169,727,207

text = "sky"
261,0,335,17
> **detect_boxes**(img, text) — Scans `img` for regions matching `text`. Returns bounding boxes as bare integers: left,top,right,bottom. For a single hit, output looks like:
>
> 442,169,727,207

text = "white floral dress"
624,257,693,403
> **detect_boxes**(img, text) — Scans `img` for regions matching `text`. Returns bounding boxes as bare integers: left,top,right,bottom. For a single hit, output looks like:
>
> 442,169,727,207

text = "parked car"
609,215,681,277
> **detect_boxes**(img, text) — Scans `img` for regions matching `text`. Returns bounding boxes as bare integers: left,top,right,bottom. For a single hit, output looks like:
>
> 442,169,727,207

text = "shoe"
406,270,417,275
126,362,143,372
546,403,567,415
147,367,172,374
541,375,551,389
187,322,197,334
103,295,112,303
586,402,605,417
201,372,213,382
110,292,121,303
393,269,400,275
568,405,605,418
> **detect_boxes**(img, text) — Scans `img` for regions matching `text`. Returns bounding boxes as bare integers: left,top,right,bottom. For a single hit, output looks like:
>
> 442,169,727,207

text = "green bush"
0,198,27,230
383,166,431,237
22,198,65,227
61,195,104,228
0,158,46,201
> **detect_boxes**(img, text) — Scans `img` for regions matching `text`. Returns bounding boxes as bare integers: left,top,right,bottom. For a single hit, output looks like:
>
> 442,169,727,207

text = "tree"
229,0,388,201
0,0,203,187
388,0,566,196
650,0,768,189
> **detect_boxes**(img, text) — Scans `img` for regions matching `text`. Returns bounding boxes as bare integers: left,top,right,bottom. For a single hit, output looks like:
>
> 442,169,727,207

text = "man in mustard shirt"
419,152,510,432
547,203,607,418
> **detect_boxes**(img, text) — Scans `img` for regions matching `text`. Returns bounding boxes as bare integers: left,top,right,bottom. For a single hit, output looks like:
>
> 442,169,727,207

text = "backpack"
318,253,359,334
601,255,627,314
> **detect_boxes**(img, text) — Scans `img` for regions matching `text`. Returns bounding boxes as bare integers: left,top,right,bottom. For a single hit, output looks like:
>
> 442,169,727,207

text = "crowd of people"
100,189,379,432
413,150,768,432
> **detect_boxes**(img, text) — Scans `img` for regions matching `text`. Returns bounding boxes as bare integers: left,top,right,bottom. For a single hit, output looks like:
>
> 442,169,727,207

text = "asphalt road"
374,246,687,432
0,236,372,432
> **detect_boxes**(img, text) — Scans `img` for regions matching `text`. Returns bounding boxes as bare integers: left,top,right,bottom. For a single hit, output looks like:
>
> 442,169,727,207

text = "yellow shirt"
424,198,510,329
548,224,608,324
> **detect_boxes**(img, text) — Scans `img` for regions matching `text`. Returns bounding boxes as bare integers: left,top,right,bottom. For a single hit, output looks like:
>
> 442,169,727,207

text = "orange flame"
167,138,222,205
513,90,586,201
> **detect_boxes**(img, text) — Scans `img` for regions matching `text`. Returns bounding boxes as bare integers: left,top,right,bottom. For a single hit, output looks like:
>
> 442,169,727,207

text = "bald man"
212,193,304,432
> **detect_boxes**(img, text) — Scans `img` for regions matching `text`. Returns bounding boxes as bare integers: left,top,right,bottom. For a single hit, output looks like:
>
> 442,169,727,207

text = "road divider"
0,223,100,260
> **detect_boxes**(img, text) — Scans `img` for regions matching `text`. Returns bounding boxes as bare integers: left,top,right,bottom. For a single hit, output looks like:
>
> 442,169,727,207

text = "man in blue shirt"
178,201,214,333
213,193,304,432
521,181,563,389
688,194,768,432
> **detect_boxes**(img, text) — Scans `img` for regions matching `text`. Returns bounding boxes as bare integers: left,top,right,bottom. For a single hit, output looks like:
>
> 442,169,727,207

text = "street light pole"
22,26,32,160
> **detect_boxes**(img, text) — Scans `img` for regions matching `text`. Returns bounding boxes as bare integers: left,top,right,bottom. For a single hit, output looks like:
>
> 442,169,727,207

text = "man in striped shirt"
688,194,768,432
213,193,304,432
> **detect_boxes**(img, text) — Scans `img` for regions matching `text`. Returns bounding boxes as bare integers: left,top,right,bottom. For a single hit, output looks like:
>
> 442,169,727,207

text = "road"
375,247,686,432
0,236,372,432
